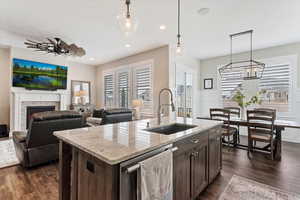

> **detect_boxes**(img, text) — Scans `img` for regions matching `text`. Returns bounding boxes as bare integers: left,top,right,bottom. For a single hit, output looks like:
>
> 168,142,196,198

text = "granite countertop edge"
54,119,222,165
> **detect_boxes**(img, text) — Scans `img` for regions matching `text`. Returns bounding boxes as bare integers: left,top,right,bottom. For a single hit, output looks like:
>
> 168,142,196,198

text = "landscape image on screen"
12,58,68,90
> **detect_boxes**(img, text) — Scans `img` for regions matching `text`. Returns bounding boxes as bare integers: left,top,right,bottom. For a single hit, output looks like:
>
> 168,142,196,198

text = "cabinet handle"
191,151,199,157
191,139,199,144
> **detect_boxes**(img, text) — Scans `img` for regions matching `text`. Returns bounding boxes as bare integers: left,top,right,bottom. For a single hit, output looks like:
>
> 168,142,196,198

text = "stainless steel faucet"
157,88,176,124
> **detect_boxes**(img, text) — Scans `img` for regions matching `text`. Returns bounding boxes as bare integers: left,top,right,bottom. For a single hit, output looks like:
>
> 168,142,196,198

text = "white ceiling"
0,0,300,65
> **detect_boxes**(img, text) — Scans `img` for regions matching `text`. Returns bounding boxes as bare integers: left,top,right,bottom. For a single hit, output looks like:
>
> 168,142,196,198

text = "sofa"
13,111,83,168
92,108,133,125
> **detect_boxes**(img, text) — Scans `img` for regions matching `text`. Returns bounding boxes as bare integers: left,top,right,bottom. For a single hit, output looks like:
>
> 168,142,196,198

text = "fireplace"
26,106,56,129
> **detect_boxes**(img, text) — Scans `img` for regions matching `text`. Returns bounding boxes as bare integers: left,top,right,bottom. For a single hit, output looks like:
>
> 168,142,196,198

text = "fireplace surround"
11,88,70,132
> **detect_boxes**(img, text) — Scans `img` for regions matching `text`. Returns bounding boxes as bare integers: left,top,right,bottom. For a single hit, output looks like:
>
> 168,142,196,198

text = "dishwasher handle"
126,146,178,173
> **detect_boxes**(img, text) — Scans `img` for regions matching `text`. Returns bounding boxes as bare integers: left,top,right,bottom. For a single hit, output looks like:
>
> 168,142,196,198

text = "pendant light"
176,0,183,55
219,30,265,80
117,0,138,36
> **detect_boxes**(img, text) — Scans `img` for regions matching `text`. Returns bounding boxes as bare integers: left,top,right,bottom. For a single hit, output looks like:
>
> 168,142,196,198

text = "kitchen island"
54,117,223,200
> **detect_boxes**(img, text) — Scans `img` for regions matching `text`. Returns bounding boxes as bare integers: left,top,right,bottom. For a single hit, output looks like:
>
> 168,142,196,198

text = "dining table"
197,116,300,160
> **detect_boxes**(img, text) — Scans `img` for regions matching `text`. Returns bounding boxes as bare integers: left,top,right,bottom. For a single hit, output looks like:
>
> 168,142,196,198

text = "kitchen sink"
144,123,197,135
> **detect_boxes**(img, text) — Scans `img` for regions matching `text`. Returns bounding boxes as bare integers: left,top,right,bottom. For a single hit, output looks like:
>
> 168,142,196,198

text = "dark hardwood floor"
1,136,300,200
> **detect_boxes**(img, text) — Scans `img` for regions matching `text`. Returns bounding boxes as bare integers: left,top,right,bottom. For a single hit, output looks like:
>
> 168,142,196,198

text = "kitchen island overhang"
54,117,223,200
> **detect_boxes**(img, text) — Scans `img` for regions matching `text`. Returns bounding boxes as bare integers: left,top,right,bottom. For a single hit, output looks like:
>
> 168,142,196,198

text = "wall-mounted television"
12,58,68,90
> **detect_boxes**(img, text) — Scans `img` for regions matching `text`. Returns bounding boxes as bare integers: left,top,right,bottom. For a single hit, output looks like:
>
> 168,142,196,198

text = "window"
104,73,114,108
102,60,153,116
259,63,290,112
176,70,193,118
220,57,293,114
133,65,153,116
117,70,130,108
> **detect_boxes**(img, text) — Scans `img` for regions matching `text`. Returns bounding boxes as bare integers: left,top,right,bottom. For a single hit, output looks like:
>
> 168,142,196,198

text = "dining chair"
210,108,238,147
247,109,276,160
254,108,277,119
224,107,241,143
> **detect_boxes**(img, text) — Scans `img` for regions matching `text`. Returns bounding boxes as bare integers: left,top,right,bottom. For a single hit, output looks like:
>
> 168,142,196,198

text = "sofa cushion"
32,111,81,121
105,108,132,115
93,109,105,118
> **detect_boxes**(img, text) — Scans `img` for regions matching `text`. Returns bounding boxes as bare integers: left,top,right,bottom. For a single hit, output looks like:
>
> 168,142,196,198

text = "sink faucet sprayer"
157,88,176,125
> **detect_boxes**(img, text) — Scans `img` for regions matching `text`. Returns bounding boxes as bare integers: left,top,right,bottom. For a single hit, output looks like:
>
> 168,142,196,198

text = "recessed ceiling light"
160,25,166,30
125,44,131,48
197,8,210,15
89,57,95,61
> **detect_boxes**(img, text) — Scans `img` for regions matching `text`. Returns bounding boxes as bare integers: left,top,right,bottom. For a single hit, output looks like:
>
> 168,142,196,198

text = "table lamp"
132,99,143,120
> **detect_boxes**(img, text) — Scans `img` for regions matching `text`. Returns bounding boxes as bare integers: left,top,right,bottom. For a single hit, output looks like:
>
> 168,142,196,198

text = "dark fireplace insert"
26,106,56,129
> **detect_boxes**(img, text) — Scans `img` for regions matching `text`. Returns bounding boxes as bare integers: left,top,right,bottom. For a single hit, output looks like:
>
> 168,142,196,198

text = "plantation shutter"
259,63,290,90
133,65,153,117
220,71,243,100
117,71,130,108
104,74,115,108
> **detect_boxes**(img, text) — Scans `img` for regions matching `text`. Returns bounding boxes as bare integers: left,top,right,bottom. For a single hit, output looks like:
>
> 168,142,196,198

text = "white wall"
0,48,11,125
199,42,300,143
0,47,97,127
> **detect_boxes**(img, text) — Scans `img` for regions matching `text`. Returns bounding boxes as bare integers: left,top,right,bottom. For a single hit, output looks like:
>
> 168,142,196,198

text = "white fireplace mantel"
10,88,71,131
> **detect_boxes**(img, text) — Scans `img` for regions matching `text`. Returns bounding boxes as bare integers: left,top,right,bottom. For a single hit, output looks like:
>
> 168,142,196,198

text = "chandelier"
219,30,265,80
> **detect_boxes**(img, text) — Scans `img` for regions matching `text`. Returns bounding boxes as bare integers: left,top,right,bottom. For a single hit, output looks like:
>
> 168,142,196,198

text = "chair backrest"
26,111,83,148
247,109,276,136
210,108,230,128
224,107,241,118
254,108,277,119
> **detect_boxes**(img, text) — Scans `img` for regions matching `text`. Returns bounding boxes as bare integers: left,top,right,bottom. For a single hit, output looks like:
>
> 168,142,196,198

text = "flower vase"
240,107,247,120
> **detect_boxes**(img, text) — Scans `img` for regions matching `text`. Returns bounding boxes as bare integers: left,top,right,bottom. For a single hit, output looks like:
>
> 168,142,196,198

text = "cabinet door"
190,144,209,199
209,133,222,184
173,151,191,200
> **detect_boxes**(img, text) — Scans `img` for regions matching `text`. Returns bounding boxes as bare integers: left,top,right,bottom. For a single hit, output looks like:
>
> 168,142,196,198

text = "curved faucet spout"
157,88,176,124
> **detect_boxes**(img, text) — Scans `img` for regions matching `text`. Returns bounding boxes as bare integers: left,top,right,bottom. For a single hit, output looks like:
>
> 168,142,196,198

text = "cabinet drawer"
173,132,208,156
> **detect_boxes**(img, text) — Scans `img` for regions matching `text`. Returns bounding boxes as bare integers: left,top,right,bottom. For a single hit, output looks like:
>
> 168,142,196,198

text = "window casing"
102,60,153,116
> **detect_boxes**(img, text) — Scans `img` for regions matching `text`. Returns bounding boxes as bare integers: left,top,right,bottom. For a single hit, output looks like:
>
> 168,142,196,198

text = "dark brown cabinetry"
58,125,222,200
190,144,209,199
209,128,223,184
173,126,222,200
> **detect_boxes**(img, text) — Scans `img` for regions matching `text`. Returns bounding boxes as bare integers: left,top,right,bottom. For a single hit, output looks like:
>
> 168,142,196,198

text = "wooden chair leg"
237,126,240,143
271,140,274,160
248,138,252,153
227,136,231,147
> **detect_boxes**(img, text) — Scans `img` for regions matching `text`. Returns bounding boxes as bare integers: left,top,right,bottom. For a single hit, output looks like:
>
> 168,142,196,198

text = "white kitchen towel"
138,150,173,200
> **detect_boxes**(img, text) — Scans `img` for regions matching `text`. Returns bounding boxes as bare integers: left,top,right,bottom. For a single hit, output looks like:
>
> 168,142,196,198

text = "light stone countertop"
54,117,222,165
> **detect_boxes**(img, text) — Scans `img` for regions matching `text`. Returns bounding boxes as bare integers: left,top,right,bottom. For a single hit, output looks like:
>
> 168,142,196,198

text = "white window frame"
103,71,115,108
132,60,154,117
102,59,154,116
217,55,298,120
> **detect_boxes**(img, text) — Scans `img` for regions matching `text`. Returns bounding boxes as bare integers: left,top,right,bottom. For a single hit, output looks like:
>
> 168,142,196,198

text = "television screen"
12,58,68,90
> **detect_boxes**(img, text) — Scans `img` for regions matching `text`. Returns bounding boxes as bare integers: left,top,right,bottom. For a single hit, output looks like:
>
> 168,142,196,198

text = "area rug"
219,175,300,200
0,139,19,169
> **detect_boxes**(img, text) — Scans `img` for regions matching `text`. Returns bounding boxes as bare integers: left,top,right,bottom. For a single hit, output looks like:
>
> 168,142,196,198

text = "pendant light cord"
126,0,131,18
177,0,181,45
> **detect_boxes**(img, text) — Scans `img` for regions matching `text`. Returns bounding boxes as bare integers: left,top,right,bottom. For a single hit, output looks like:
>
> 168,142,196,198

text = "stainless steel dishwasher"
119,144,178,200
